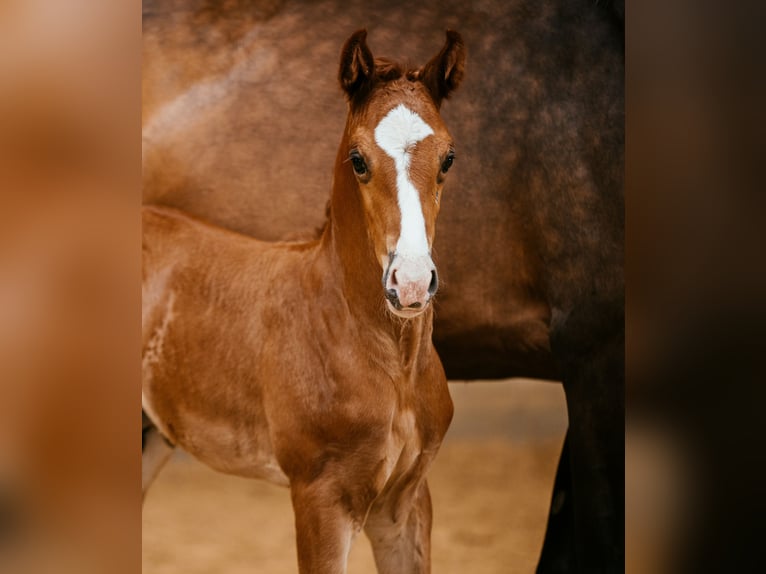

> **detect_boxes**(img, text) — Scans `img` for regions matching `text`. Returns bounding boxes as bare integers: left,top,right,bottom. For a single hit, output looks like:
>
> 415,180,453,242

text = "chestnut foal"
142,30,465,573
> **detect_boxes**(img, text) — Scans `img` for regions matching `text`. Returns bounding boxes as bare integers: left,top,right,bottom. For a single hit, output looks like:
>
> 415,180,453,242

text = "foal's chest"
375,374,452,481
383,407,429,475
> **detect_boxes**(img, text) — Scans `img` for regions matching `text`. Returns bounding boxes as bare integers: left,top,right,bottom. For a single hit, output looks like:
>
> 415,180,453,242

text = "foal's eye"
441,152,455,174
349,151,367,176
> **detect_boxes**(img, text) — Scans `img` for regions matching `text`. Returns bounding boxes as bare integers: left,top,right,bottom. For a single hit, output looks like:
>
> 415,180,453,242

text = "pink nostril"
390,269,398,286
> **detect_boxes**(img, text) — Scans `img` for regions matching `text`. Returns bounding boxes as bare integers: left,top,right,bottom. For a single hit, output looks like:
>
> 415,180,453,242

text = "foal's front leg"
290,480,360,574
364,479,433,574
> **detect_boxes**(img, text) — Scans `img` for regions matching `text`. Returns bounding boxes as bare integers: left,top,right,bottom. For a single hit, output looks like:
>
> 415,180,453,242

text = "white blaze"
374,104,434,257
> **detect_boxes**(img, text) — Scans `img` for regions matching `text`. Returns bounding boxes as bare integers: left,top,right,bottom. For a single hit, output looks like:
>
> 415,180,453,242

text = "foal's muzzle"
382,253,438,318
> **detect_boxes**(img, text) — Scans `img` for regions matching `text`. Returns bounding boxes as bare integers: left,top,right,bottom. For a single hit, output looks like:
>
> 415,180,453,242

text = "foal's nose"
384,255,438,311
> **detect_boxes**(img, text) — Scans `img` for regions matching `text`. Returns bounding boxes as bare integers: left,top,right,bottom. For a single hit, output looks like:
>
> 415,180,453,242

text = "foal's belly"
142,385,290,486
142,291,290,484
180,408,288,486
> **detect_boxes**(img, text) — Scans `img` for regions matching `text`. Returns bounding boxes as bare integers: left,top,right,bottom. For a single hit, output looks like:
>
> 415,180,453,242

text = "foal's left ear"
339,29,376,104
419,30,465,108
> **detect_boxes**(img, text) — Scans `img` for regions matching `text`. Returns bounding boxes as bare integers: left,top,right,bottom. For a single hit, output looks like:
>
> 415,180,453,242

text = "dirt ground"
142,379,567,573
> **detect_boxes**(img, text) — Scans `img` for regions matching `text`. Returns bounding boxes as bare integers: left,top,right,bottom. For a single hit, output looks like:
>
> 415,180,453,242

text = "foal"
142,30,465,573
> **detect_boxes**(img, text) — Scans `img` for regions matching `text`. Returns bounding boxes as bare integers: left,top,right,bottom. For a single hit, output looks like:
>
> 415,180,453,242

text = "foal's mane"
374,57,422,83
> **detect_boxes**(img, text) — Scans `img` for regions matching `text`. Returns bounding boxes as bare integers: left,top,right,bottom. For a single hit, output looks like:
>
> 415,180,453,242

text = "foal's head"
338,30,465,319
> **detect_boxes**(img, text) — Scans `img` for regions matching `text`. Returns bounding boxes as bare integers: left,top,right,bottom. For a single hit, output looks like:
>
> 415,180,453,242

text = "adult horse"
142,1,624,572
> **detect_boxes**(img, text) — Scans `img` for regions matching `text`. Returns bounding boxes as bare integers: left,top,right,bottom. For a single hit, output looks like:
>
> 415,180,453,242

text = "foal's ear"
419,30,465,107
339,29,376,103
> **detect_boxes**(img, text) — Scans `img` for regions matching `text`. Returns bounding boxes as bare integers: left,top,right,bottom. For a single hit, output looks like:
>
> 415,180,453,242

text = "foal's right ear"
339,29,376,104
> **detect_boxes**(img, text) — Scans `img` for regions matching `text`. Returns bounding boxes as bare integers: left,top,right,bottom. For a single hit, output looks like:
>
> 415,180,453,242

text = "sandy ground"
142,379,567,573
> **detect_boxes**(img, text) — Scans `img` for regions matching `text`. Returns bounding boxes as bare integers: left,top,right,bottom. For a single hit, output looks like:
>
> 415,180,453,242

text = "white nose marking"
374,104,434,258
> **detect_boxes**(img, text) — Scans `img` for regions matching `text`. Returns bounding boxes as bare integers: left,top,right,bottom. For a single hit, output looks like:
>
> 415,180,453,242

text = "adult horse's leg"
142,410,174,498
364,480,432,574
537,432,576,573
290,479,358,574
545,304,625,573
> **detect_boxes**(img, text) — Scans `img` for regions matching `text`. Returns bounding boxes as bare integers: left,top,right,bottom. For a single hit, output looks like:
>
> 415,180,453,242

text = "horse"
142,1,624,572
142,30,465,573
